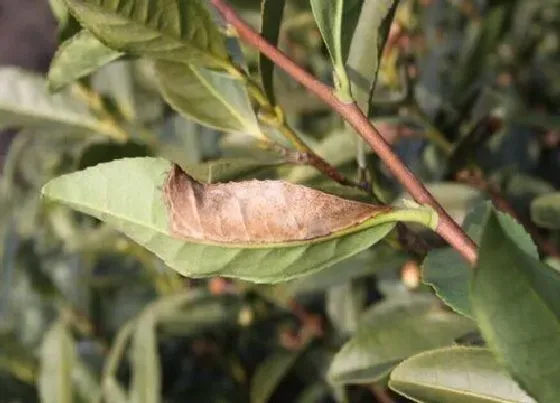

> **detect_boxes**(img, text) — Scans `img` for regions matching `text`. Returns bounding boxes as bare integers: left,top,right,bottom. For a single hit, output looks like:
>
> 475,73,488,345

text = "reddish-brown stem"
210,0,478,265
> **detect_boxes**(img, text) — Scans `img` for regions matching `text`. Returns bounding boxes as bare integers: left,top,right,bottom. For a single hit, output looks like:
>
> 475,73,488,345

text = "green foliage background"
1,0,560,402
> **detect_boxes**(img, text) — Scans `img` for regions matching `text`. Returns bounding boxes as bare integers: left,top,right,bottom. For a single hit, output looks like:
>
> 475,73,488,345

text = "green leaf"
38,322,75,403
423,202,538,317
62,0,229,68
471,211,560,403
295,383,328,403
310,0,365,100
73,360,102,403
155,61,261,136
253,246,406,307
130,312,160,403
0,333,38,385
49,30,123,92
158,296,241,336
530,192,560,229
251,349,303,403
328,295,476,384
389,347,536,403
42,157,430,283
103,294,196,403
346,0,399,116
48,0,81,41
259,0,286,105
103,379,129,403
285,246,408,298
0,67,125,139
102,320,135,402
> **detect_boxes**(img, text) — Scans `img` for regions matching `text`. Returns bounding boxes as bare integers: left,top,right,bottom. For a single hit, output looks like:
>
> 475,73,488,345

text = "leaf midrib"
190,66,260,136
65,0,227,68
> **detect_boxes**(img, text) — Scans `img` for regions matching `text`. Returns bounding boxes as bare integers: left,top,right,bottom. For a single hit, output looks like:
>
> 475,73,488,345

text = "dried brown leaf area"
163,164,390,243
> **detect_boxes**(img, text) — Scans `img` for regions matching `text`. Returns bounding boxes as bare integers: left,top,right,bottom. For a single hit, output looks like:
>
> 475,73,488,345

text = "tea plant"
1,0,560,402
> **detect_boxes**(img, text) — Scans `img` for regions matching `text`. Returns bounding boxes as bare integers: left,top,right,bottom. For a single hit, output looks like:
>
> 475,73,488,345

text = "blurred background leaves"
0,0,559,402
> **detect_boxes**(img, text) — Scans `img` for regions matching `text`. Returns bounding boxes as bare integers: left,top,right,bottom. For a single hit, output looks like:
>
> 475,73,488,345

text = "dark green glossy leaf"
62,0,229,68
471,211,560,403
49,30,123,92
310,0,365,100
259,0,286,105
42,157,435,283
423,202,538,317
346,0,399,116
155,61,261,136
389,347,535,403
328,295,476,384
530,192,560,229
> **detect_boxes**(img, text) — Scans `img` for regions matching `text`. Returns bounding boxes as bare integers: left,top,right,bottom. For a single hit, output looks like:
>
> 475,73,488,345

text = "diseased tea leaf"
62,0,229,68
155,61,261,136
49,30,123,91
164,163,390,243
42,157,435,283
389,347,536,403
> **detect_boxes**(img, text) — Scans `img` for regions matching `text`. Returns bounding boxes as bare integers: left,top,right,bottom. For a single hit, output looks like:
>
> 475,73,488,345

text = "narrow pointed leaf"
62,0,228,68
423,202,538,317
131,313,160,403
102,320,135,402
471,211,560,403
530,192,560,229
155,61,261,136
39,322,75,403
41,158,434,283
389,347,535,403
104,379,129,403
259,0,286,105
328,295,476,384
0,67,124,139
49,30,123,92
347,0,399,116
310,0,365,100
251,349,302,403
73,360,102,403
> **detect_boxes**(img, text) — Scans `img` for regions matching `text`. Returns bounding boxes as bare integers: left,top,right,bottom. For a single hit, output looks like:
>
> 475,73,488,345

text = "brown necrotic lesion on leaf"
163,164,391,244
